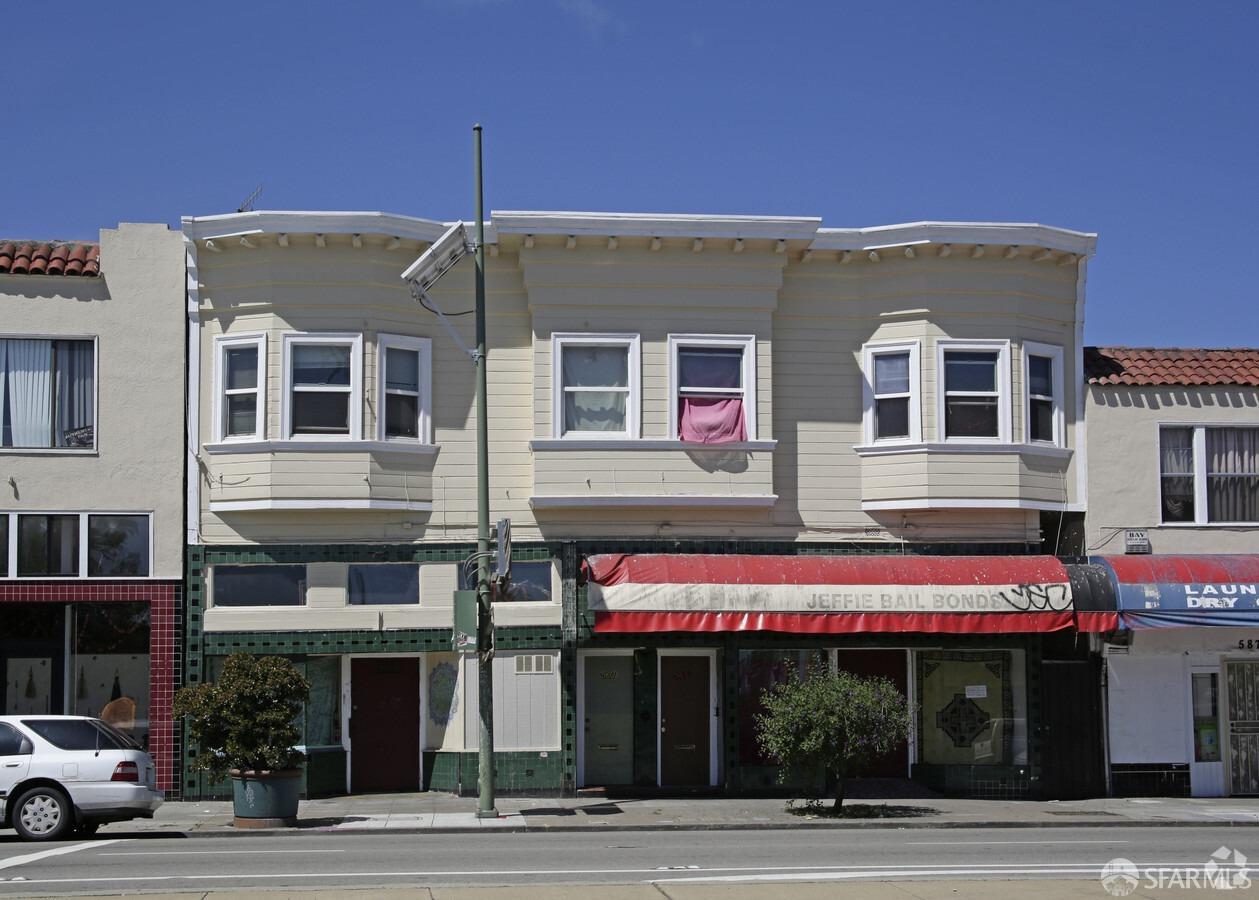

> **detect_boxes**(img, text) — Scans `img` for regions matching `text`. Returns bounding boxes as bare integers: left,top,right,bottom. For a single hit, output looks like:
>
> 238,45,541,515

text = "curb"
126,817,1259,838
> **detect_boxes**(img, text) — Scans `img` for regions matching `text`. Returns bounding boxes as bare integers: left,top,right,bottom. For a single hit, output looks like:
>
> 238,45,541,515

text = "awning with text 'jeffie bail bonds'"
583,554,1119,635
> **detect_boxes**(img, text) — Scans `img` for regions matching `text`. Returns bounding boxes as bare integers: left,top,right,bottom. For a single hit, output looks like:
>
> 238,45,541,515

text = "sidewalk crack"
652,882,676,900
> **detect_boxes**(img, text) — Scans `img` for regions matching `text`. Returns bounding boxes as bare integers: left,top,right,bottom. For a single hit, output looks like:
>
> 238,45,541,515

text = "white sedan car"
0,715,162,841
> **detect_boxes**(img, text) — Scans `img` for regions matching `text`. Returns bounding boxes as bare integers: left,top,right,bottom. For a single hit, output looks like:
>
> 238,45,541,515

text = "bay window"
937,340,1010,442
551,333,639,438
1023,342,1064,445
1159,426,1259,524
669,334,756,443
0,338,95,449
862,341,921,444
214,334,265,441
377,334,432,442
281,333,362,440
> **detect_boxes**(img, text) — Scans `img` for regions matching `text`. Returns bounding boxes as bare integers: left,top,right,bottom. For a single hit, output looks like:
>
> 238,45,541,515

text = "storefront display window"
737,649,827,766
304,656,341,748
70,602,150,749
917,650,1027,767
1,605,68,716
1193,672,1221,763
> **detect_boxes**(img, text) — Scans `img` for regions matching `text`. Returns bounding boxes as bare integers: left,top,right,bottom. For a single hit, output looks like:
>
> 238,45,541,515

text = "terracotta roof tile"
1085,347,1259,387
0,240,100,277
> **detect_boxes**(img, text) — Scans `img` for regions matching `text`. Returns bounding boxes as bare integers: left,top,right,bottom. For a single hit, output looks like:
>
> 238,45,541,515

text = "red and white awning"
584,553,1107,634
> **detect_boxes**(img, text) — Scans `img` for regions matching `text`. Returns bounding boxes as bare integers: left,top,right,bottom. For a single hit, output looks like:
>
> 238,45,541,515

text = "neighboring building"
0,224,186,795
1085,348,1259,798
182,209,1103,799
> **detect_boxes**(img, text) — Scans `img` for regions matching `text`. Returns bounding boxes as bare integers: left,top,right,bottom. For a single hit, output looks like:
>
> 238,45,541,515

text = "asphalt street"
0,825,1252,896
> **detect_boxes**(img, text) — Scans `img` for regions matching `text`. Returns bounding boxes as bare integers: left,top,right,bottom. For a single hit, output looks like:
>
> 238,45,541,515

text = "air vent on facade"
515,654,554,675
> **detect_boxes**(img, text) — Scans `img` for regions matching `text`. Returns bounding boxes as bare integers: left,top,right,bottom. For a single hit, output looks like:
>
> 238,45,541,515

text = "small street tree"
755,666,912,809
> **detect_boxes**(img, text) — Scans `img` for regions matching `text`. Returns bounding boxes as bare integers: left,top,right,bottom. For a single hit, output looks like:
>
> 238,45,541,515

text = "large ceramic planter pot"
231,769,301,827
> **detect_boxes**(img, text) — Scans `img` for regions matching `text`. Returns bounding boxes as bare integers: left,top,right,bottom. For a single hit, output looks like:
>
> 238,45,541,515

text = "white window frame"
935,339,1011,444
0,334,99,454
862,340,922,445
1022,341,1065,447
376,334,433,444
1159,424,1259,527
212,333,267,443
551,333,641,440
1,510,154,580
667,333,758,441
281,332,363,441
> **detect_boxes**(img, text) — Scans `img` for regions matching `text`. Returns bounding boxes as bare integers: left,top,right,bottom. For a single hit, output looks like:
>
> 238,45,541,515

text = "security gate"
1226,662,1259,795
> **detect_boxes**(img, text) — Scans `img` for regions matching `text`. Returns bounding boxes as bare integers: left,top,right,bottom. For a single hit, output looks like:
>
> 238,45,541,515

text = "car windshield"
93,719,141,750
21,718,125,751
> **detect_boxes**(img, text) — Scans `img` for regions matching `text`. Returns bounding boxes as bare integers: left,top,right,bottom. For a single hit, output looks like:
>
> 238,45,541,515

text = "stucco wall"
1085,385,1259,554
1,223,186,578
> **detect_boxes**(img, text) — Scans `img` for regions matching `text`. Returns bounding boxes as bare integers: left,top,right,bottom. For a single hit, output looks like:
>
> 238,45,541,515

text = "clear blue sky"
2,1,1254,346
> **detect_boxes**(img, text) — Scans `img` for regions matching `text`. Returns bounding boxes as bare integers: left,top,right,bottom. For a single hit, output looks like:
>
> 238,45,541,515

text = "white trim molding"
203,439,440,456
208,498,434,513
809,221,1098,256
551,333,641,440
1022,340,1066,447
935,338,1012,444
212,332,267,443
862,498,1087,512
853,441,1073,459
181,210,452,243
493,210,821,240
861,339,922,446
529,494,777,510
530,438,776,452
376,333,433,445
280,332,364,442
667,333,759,442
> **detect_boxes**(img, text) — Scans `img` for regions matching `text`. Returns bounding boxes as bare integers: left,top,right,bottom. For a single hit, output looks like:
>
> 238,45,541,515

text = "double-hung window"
0,337,95,449
215,334,266,441
862,341,921,443
1161,426,1259,524
1023,342,1064,445
551,333,640,439
282,333,362,440
377,334,432,442
937,340,1011,442
669,334,756,443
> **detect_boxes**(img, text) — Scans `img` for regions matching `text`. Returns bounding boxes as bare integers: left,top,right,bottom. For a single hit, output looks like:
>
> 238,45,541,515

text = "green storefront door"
584,655,634,786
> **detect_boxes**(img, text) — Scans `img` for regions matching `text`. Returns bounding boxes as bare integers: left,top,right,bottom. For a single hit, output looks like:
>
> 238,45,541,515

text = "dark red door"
351,657,419,793
660,655,711,786
835,649,909,778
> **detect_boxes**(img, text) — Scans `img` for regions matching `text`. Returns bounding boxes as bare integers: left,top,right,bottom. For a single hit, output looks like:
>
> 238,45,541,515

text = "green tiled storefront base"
191,748,346,801
424,751,566,796
911,763,1034,800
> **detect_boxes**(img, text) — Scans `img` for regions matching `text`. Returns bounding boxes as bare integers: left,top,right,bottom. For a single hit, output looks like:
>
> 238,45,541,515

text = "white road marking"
0,860,1217,887
906,840,1127,845
0,840,122,872
101,849,347,856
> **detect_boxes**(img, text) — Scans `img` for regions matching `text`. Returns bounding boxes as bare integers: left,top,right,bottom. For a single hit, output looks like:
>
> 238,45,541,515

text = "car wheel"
12,786,72,842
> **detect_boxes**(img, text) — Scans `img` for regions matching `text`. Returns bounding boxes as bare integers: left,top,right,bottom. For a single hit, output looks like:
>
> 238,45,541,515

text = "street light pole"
473,123,498,819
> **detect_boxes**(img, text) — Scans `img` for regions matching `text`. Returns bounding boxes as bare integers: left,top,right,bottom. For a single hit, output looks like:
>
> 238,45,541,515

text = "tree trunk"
832,775,844,810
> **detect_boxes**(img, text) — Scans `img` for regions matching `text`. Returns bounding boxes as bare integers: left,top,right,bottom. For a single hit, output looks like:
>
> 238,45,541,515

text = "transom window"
0,338,95,449
937,340,1010,442
551,334,640,439
215,334,265,441
282,334,362,440
2,512,151,579
211,564,307,607
863,341,921,444
348,563,420,605
669,334,756,443
377,334,432,442
459,559,555,603
1023,342,1064,446
1161,426,1259,524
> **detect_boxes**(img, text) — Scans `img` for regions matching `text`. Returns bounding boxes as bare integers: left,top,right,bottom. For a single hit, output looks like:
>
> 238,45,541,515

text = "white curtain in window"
1208,428,1259,522
55,341,94,447
3,339,52,447
1160,427,1194,474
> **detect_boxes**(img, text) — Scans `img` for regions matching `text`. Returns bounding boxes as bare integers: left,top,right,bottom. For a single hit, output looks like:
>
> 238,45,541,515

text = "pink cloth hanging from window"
679,397,746,443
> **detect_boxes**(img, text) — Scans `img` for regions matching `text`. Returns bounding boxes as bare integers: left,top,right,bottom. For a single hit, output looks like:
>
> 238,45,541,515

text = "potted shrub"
173,653,310,827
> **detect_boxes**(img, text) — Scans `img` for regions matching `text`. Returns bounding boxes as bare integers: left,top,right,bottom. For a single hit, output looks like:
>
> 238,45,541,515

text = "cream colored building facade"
182,209,1099,799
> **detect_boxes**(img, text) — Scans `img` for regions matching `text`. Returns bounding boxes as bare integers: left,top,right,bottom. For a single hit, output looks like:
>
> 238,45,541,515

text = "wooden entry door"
584,655,634,786
660,655,711,787
351,657,419,793
835,649,908,777
1041,659,1105,799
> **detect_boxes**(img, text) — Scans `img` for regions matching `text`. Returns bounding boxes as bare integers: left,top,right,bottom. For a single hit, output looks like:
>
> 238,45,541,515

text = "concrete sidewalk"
92,791,1259,837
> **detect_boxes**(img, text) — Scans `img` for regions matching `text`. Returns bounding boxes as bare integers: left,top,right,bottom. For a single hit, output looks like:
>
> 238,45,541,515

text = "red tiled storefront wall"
0,581,181,793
